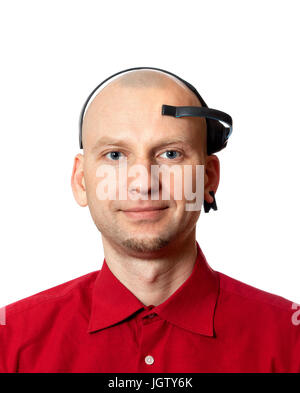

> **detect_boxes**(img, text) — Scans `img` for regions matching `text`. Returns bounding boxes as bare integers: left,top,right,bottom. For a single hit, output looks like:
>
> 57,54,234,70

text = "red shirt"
0,241,300,373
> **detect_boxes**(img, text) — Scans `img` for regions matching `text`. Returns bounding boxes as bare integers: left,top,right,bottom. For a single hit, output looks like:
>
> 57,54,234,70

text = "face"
71,77,219,254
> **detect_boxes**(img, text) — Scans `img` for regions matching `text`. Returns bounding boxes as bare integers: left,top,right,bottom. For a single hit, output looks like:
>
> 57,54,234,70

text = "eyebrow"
91,136,194,153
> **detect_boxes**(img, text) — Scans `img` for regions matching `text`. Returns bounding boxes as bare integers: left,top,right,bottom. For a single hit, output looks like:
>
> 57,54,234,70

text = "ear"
204,154,220,203
71,153,88,207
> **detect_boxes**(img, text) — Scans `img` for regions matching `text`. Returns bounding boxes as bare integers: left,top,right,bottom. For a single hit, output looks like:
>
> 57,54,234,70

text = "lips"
120,205,169,220
122,206,168,212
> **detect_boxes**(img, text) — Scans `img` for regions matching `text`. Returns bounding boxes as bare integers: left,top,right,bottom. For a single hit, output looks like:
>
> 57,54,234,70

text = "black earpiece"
203,191,218,213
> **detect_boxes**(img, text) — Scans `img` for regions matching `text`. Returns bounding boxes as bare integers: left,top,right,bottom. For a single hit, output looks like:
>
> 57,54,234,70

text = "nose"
127,158,159,200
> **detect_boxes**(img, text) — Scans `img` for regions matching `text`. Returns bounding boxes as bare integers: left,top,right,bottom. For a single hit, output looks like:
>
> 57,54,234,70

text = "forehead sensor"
162,104,232,137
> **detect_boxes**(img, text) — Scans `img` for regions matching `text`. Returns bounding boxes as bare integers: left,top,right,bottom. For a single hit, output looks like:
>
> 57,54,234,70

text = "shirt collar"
88,241,220,337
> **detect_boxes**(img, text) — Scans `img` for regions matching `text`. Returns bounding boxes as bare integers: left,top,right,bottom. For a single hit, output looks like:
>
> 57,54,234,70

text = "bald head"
81,70,207,156
116,69,192,90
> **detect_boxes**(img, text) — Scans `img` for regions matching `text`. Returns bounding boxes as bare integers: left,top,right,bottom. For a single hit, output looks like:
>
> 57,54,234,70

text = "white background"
1,0,299,307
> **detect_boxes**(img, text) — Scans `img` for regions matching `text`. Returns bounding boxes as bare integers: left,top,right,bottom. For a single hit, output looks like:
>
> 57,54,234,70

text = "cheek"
83,161,99,191
83,162,121,215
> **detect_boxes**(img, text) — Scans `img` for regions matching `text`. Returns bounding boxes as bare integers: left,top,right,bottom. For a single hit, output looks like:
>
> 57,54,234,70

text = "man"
0,68,299,373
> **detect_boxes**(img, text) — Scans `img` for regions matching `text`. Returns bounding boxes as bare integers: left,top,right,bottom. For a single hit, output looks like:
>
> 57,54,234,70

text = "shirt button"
145,355,154,365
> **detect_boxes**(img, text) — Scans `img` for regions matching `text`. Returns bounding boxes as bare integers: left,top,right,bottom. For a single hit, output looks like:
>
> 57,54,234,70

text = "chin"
121,236,170,253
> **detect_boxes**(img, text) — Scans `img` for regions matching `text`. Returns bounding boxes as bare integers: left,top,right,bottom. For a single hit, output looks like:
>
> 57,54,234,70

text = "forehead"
82,78,205,149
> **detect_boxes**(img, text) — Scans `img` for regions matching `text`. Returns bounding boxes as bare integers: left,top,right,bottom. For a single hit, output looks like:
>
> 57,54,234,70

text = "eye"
105,151,125,161
159,150,182,160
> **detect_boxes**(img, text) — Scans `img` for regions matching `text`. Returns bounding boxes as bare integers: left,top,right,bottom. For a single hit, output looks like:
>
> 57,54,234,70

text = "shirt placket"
135,305,166,372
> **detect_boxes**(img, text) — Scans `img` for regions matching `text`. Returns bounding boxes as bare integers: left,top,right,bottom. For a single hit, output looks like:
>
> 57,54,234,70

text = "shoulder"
217,271,295,313
0,270,100,372
4,270,100,321
216,271,300,341
216,272,300,372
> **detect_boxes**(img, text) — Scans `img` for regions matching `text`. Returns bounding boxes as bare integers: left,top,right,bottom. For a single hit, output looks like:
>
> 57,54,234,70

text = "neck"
101,231,198,306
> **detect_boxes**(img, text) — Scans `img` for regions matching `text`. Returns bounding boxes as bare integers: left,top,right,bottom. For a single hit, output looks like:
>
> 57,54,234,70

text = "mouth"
121,206,169,220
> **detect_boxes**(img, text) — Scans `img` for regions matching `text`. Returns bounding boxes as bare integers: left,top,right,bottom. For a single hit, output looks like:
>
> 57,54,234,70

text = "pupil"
111,152,119,160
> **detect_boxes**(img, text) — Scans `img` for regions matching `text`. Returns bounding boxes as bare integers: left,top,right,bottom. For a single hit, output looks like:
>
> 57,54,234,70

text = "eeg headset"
79,66,233,213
